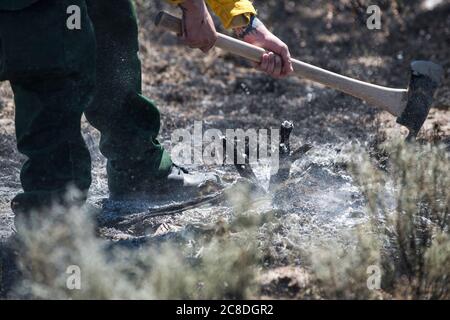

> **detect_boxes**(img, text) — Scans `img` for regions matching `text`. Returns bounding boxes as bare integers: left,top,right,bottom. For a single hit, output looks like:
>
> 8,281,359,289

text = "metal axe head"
397,61,444,139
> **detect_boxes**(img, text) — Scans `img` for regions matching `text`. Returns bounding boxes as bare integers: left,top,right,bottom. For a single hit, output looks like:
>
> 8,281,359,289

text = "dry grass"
13,189,261,299
281,140,449,300
9,140,449,300
349,140,450,299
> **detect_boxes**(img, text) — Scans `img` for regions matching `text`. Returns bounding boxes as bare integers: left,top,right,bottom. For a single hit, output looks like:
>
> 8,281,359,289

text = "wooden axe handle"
155,12,408,117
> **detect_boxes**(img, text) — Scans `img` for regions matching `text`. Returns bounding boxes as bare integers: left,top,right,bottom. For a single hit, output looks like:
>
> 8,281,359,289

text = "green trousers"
0,0,172,212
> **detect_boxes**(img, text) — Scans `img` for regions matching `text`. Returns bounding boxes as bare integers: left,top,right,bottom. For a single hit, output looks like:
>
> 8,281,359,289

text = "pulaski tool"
155,12,444,139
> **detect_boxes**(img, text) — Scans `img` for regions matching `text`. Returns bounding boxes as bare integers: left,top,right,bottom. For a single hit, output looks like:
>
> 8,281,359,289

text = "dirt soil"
0,1,449,298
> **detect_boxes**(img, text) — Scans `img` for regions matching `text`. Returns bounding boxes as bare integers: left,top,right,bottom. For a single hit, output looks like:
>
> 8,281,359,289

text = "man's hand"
179,0,218,53
235,17,293,78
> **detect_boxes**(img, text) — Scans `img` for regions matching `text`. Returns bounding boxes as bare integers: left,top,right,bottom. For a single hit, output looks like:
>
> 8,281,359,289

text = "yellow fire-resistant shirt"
166,0,257,29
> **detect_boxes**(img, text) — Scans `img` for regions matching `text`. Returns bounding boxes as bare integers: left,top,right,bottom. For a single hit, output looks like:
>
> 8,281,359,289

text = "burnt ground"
0,1,449,298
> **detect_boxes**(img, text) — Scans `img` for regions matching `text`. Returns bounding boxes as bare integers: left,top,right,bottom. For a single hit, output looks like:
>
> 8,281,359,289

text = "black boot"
11,189,87,217
109,164,222,202
0,233,23,299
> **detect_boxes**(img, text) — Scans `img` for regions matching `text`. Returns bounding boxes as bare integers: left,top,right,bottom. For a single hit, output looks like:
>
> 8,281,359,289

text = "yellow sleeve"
165,0,257,29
